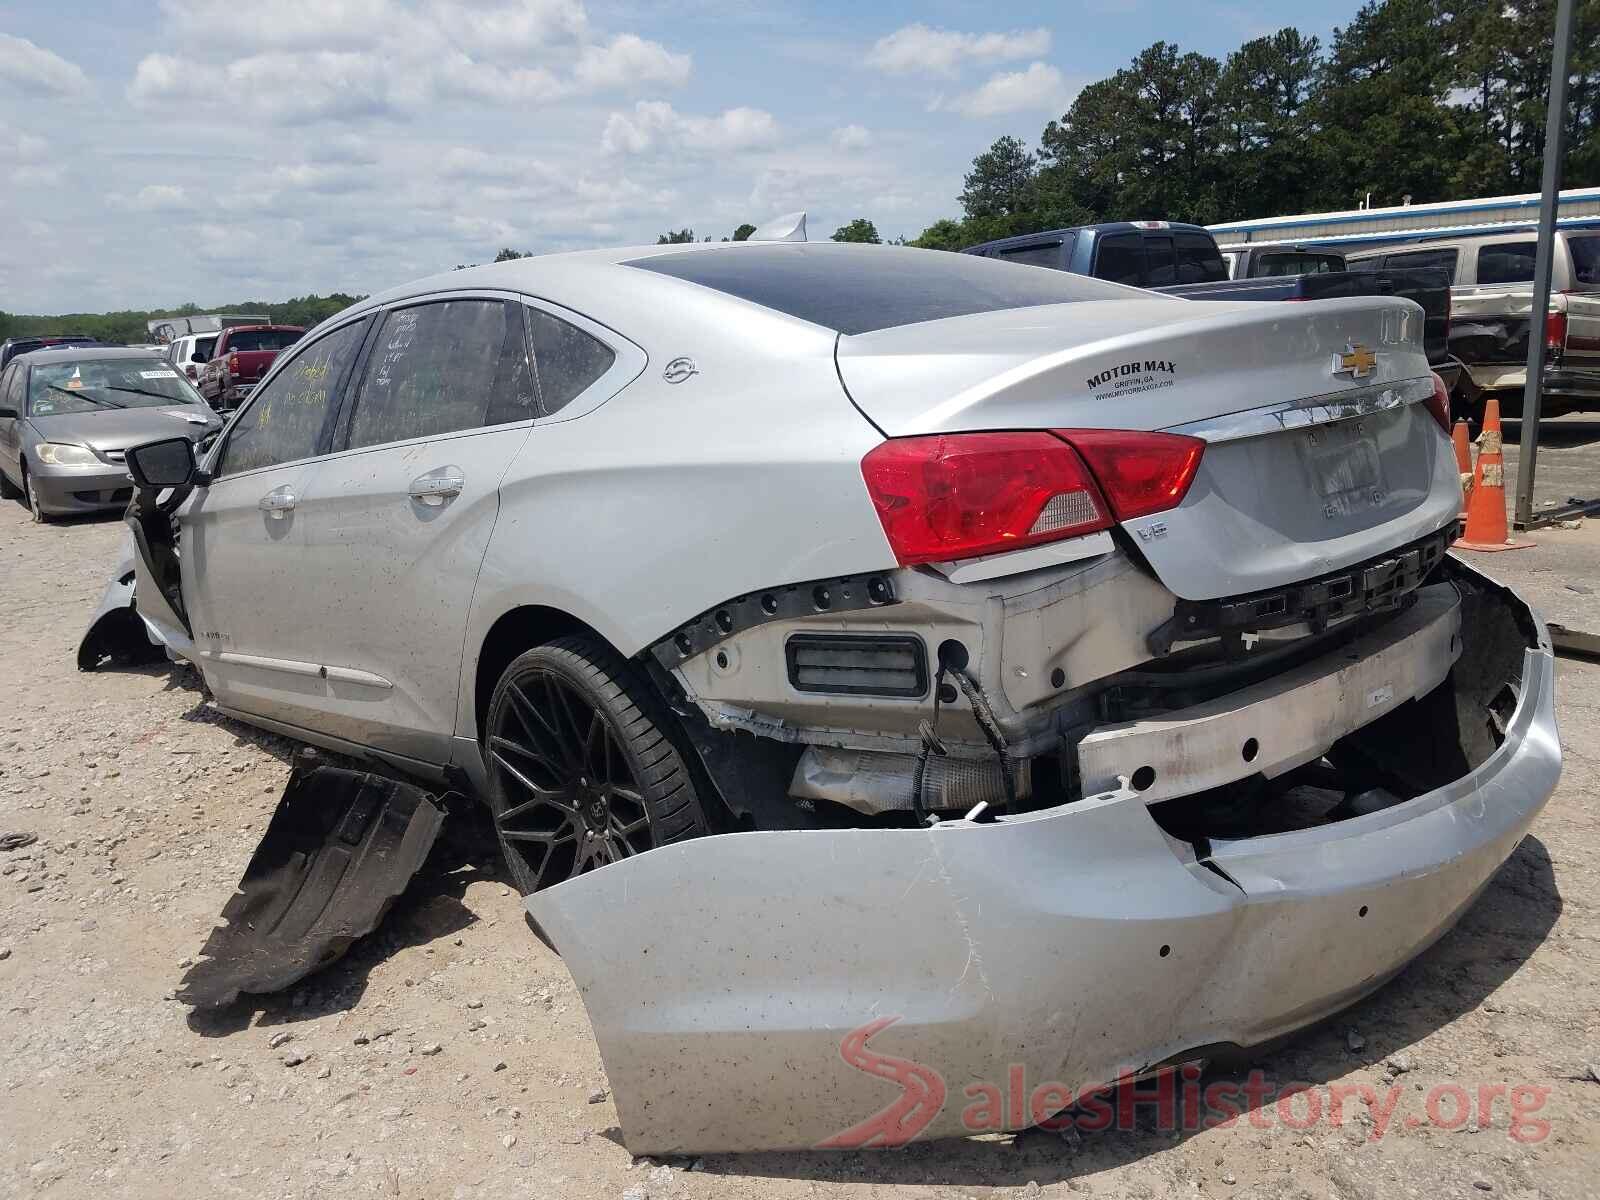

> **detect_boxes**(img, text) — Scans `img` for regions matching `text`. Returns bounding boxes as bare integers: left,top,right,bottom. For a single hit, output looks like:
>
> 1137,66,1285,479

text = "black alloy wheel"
485,637,708,894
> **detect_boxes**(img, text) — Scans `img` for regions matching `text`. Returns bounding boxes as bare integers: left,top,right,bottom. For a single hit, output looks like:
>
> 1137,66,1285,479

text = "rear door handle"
408,468,465,507
259,486,297,519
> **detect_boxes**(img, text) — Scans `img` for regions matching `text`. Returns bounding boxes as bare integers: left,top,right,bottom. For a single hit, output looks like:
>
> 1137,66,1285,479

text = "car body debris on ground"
3,501,1599,1196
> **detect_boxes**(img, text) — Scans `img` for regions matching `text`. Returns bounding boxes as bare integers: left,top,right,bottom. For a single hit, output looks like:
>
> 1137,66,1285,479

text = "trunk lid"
837,296,1460,600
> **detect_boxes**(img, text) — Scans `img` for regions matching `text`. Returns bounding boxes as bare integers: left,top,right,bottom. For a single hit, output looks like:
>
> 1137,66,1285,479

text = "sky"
0,0,1362,315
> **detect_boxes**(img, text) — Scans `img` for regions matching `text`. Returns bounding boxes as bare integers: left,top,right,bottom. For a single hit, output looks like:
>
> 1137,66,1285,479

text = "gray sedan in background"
0,346,222,521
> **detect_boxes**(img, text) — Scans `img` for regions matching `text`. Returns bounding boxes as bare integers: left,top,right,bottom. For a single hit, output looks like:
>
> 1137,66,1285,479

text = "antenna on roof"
748,211,807,242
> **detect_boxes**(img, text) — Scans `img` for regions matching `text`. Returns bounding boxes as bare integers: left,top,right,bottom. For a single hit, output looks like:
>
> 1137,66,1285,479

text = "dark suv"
0,335,100,371
964,221,1228,287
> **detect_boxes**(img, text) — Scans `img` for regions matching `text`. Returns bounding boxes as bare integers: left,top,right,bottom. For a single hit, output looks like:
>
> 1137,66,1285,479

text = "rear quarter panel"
455,299,894,740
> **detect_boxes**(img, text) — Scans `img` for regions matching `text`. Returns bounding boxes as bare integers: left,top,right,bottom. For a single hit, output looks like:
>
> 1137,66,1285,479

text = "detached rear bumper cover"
530,559,1559,1155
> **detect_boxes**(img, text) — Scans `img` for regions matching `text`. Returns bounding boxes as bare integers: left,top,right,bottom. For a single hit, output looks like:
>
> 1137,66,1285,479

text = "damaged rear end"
532,558,1557,1155
526,294,1561,1154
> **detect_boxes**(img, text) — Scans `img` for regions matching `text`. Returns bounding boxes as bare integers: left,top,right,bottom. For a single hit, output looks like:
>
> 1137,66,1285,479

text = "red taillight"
860,432,1112,565
1053,429,1206,521
184,364,196,379
1545,310,1567,356
229,353,240,373
1424,371,1452,432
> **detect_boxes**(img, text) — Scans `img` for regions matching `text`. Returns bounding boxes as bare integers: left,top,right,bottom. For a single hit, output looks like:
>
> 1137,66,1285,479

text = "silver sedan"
110,236,1558,1154
0,347,221,521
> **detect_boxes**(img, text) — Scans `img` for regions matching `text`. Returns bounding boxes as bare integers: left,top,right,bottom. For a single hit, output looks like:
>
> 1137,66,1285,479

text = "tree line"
0,294,364,347
910,0,1599,249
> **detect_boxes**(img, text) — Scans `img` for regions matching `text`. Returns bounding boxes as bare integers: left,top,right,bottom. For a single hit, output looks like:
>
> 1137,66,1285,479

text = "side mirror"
0,406,16,420
126,437,199,489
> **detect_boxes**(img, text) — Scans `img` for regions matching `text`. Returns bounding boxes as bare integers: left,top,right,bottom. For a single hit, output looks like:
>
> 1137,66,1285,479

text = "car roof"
15,346,167,364
336,240,1136,341
965,221,1215,254
1346,230,1561,258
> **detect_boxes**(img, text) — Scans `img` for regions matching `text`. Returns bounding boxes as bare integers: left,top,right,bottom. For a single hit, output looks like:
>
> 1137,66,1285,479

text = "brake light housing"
229,352,240,374
861,432,1112,566
1424,372,1452,433
859,429,1206,566
1052,429,1206,521
1545,309,1567,360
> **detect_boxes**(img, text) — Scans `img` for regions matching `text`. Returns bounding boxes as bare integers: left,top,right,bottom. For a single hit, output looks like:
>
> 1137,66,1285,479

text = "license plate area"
1306,419,1383,499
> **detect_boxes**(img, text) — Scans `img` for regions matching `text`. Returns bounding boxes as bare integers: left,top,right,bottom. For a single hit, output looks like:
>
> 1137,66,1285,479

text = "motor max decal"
1086,358,1177,400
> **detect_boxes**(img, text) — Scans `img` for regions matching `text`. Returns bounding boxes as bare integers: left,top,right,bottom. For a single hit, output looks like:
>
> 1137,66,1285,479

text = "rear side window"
527,308,615,416
215,318,369,477
227,329,302,353
627,243,1127,335
1255,253,1340,277
996,242,1063,269
1566,236,1600,286
1175,234,1227,282
1476,242,1536,285
1384,247,1460,283
345,299,535,450
1094,234,1145,285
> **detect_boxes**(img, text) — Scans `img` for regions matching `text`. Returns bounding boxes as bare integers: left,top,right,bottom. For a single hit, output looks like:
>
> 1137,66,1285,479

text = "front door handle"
408,469,465,507
259,486,297,519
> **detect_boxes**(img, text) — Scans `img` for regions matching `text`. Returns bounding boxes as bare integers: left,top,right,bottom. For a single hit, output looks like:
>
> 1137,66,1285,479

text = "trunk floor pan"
178,767,448,1008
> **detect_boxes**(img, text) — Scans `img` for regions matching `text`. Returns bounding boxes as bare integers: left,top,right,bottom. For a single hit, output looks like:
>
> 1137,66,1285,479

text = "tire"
484,635,709,895
0,467,18,500
23,468,48,523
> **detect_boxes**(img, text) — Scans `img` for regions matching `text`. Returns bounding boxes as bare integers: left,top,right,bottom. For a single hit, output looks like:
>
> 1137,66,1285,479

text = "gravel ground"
2,499,1597,1200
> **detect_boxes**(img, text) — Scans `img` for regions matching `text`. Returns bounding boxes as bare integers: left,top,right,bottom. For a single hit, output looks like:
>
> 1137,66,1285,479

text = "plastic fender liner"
77,566,166,672
178,767,450,1008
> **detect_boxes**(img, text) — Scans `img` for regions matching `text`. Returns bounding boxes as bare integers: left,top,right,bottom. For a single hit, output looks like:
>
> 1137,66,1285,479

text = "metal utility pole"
1513,0,1576,529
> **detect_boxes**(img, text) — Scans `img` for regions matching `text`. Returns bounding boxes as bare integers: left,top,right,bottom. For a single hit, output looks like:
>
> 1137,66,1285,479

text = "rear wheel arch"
473,605,614,744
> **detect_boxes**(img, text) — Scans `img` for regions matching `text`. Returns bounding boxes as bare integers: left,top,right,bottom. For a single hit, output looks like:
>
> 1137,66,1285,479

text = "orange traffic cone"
1454,397,1532,552
1451,419,1473,519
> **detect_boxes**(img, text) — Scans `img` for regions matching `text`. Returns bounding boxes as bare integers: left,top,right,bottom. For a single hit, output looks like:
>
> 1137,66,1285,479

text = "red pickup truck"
199,325,304,410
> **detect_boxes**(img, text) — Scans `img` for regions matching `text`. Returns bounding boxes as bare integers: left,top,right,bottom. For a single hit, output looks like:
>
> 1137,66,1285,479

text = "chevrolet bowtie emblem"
1333,343,1377,378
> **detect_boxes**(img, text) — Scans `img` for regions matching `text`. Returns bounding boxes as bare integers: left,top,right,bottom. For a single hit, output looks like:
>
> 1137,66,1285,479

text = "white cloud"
12,164,65,187
158,0,398,52
433,0,590,57
112,184,193,212
267,162,375,195
437,147,533,182
573,34,690,91
129,1,690,122
0,34,91,96
865,24,1050,77
936,62,1074,118
602,101,779,156
831,124,873,151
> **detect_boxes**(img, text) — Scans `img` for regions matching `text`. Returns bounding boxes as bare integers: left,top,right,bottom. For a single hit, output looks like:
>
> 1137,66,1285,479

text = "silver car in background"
114,241,1558,1153
0,346,221,521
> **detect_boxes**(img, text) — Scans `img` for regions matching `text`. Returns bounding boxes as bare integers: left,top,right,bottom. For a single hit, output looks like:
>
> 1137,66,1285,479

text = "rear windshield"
1477,242,1536,285
228,329,302,352
1572,236,1600,287
626,244,1127,335
1384,247,1460,283
1254,253,1341,277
